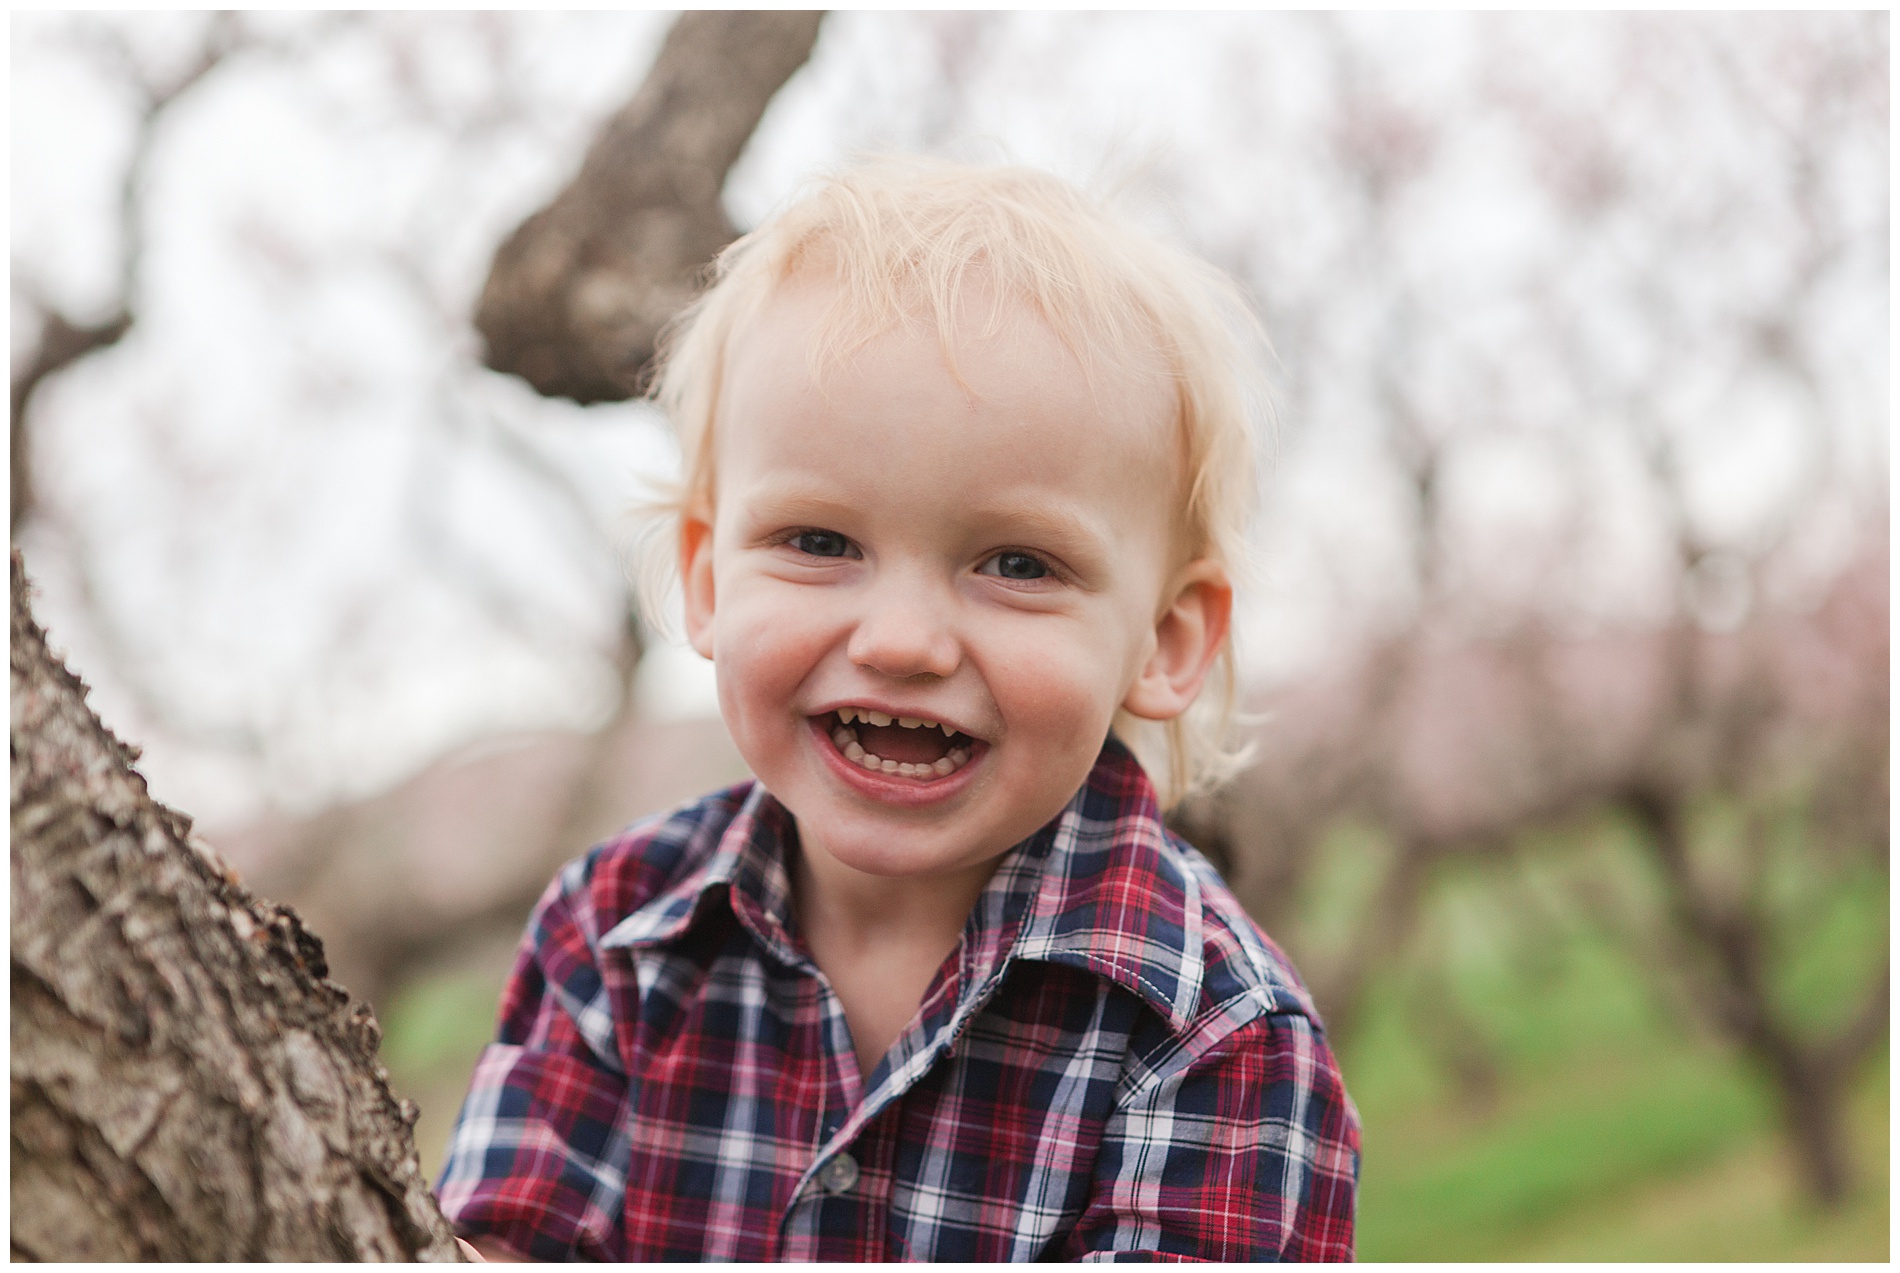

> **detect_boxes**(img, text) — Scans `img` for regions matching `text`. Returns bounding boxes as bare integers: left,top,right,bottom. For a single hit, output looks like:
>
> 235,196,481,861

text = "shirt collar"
599,737,1206,1033
984,736,1205,1033
598,781,803,963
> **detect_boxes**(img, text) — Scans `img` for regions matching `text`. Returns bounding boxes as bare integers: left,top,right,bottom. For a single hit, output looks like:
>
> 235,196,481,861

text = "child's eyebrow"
736,487,862,530
963,499,1112,561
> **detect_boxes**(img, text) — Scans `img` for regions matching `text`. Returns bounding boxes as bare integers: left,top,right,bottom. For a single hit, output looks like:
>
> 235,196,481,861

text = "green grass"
1337,818,1889,1262
1509,1063,1889,1261
380,969,506,1077
1354,1048,1772,1259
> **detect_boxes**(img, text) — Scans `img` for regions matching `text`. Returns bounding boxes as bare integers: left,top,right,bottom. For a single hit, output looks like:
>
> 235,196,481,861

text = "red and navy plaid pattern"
436,739,1360,1260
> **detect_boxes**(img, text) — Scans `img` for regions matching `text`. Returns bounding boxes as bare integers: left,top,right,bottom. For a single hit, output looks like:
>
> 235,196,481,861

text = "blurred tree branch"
475,10,825,402
11,309,131,532
10,16,241,534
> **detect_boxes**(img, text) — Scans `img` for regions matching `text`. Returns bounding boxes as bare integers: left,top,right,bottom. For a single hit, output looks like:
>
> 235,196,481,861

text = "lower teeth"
831,721,969,778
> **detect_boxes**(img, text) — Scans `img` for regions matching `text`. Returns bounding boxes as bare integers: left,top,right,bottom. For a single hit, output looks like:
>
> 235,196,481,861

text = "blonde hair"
643,156,1267,806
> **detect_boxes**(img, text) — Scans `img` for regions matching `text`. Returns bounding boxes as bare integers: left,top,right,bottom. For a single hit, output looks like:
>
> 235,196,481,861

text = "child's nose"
845,579,961,680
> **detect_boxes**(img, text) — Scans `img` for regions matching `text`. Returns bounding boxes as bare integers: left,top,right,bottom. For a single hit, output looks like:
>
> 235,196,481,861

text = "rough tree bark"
475,9,825,402
10,551,462,1262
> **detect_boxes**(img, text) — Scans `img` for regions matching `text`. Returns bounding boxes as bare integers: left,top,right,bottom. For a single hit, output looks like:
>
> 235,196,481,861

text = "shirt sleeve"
1066,1009,1361,1262
434,867,632,1262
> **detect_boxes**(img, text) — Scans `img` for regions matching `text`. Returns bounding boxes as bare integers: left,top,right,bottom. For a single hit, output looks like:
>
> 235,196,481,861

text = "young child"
436,158,1360,1261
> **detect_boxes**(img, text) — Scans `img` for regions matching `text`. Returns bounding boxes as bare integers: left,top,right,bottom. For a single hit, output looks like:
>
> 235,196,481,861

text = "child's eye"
980,551,1050,581
789,530,855,558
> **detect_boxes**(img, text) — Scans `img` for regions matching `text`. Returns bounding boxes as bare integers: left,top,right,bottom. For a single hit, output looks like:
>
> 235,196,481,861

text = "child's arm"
1067,1010,1360,1261
434,861,633,1261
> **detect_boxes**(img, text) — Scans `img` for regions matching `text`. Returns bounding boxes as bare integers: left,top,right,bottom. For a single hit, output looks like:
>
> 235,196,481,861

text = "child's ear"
1122,559,1232,721
679,511,717,660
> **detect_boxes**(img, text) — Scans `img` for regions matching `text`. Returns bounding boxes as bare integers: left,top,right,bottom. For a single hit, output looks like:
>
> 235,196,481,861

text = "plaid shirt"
436,739,1359,1261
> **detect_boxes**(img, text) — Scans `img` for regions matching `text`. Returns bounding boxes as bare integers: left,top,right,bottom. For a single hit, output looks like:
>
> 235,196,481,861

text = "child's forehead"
714,273,1190,545
727,268,1177,425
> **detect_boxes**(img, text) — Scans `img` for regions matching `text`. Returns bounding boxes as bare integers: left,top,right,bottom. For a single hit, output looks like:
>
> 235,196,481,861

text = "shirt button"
818,1152,859,1195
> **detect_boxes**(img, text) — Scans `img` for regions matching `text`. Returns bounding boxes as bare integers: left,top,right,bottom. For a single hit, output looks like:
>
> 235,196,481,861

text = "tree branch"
10,15,247,535
474,10,825,403
11,307,132,532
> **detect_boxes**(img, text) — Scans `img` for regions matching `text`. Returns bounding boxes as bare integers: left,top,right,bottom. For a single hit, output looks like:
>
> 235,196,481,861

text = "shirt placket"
714,855,868,1263
776,963,882,1259
779,926,1028,1261
737,790,1052,1259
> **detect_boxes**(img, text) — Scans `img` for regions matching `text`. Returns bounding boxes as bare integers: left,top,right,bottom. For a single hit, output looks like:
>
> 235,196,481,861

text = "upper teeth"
837,707,955,735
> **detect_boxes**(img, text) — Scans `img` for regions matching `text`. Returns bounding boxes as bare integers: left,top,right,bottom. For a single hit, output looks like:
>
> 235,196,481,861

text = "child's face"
681,278,1229,885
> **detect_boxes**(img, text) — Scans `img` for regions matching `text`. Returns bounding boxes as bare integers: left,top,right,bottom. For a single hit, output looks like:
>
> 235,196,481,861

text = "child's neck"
790,835,1002,1086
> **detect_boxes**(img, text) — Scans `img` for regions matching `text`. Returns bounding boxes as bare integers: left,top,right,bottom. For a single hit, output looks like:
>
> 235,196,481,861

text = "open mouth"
820,707,977,780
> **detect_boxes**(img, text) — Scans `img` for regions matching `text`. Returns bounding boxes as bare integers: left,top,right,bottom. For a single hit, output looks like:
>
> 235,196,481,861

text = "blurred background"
11,12,1887,1259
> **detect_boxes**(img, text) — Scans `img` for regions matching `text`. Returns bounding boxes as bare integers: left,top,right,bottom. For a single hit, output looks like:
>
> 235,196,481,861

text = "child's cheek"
716,625,799,708
711,586,836,726
988,633,1121,743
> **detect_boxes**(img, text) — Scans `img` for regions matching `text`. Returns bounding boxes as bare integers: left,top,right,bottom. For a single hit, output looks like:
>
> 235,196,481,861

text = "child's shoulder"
1010,763,1326,1047
1164,831,1324,1030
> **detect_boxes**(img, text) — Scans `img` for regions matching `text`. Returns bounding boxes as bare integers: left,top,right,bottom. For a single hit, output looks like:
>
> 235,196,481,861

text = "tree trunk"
1622,785,1871,1208
10,550,462,1261
1778,1057,1850,1208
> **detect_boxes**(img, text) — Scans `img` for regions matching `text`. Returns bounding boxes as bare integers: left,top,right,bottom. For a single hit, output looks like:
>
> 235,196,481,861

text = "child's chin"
787,793,993,867
806,825,998,881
